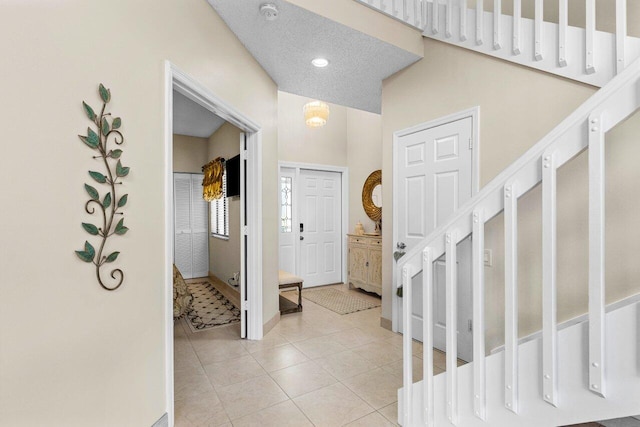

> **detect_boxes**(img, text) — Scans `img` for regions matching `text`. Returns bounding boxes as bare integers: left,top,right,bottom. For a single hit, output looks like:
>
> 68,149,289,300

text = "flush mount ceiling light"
303,101,330,128
311,57,329,68
259,3,279,21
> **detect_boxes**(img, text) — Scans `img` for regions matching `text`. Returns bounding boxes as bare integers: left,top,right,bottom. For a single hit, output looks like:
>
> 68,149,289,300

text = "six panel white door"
395,117,474,361
299,169,342,287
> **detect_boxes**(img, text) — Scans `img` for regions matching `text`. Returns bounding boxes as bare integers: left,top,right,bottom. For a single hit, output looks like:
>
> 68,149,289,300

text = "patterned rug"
300,288,380,315
185,281,240,332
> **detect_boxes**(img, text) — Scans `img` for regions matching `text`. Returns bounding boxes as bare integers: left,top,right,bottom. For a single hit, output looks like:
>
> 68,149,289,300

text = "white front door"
298,169,342,287
394,116,474,361
279,167,296,274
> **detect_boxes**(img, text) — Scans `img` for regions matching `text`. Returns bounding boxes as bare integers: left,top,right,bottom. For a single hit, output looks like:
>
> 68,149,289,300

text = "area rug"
185,281,240,332
299,288,380,315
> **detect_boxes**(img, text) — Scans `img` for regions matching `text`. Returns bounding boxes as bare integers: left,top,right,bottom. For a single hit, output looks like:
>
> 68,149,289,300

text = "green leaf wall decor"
76,83,130,291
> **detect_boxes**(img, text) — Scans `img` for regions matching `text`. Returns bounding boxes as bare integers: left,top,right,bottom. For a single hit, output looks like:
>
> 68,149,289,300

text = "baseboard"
380,316,392,331
263,310,280,335
151,413,168,427
208,272,240,308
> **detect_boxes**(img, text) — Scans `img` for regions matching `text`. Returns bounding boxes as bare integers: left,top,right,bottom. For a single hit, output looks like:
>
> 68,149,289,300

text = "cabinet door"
367,247,382,287
349,245,368,284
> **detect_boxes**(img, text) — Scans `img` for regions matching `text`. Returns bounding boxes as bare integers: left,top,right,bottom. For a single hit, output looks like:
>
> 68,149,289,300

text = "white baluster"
401,265,414,425
616,0,627,73
586,0,596,74
472,209,486,420
476,0,484,45
558,0,568,66
423,249,435,426
433,0,440,34
446,232,459,424
542,149,558,407
504,181,519,413
534,0,543,60
513,0,521,55
493,0,502,49
589,113,606,397
460,0,468,41
446,0,453,38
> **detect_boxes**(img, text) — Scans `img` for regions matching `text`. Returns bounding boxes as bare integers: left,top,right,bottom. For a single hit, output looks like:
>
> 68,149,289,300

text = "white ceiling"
206,0,421,113
173,90,226,138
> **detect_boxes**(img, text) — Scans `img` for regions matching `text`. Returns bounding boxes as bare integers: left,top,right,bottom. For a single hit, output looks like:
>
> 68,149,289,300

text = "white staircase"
354,0,640,88
393,53,640,426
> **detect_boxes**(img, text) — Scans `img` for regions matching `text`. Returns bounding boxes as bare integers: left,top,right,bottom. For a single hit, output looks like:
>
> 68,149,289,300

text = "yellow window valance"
202,157,225,201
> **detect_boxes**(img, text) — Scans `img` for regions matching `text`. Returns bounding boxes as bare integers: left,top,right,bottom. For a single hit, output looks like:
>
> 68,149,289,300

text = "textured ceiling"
173,90,226,138
207,0,421,113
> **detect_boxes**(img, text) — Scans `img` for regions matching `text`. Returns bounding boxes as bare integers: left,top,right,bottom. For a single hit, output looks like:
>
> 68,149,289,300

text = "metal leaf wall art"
75,84,130,291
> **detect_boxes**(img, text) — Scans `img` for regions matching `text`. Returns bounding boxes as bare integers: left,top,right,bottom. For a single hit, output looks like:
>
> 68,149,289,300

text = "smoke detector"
260,3,279,21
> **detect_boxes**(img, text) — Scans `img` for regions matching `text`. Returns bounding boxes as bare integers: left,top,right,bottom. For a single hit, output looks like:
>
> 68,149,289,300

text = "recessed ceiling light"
311,58,329,68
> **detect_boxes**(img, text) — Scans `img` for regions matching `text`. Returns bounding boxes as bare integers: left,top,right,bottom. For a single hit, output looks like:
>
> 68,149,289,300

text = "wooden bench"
278,270,303,314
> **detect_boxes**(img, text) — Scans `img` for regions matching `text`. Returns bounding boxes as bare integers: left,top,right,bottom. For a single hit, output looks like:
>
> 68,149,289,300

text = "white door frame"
391,106,480,333
278,161,349,285
163,61,264,424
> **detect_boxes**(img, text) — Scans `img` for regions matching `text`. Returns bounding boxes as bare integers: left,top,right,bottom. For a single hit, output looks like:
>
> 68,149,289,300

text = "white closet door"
173,173,209,279
191,174,209,278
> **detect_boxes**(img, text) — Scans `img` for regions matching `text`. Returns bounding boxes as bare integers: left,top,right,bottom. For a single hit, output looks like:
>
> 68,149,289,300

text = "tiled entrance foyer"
174,284,447,426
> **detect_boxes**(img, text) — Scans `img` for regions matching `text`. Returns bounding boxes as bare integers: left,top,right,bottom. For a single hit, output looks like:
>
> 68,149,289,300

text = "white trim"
278,161,349,286
163,61,264,426
391,106,480,332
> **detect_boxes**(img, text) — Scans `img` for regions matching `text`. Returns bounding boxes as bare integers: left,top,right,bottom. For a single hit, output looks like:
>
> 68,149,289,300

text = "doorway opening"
391,107,480,362
163,61,263,422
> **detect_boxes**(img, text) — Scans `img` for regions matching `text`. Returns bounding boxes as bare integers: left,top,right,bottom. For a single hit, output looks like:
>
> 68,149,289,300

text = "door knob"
396,242,406,250
300,236,304,241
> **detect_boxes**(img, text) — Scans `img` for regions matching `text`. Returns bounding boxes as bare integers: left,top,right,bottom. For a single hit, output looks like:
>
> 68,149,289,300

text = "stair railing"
354,0,639,88
396,57,640,426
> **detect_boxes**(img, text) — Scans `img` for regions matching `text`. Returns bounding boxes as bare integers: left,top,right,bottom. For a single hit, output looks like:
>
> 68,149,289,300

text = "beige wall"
347,108,383,234
208,123,241,284
482,0,640,37
382,37,640,351
173,134,208,173
278,91,349,166
277,90,383,240
0,1,278,426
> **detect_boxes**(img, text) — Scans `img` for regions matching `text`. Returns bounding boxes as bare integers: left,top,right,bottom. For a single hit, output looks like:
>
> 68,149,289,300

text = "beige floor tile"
203,355,266,388
345,411,395,426
316,349,379,381
380,356,424,383
433,349,447,370
174,390,229,427
230,400,313,427
174,370,214,401
342,368,403,409
292,334,349,359
327,328,379,349
378,402,400,426
293,382,374,427
352,340,404,366
251,343,309,372
216,375,288,420
270,360,337,398
190,336,249,365
241,330,290,354
273,320,326,343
